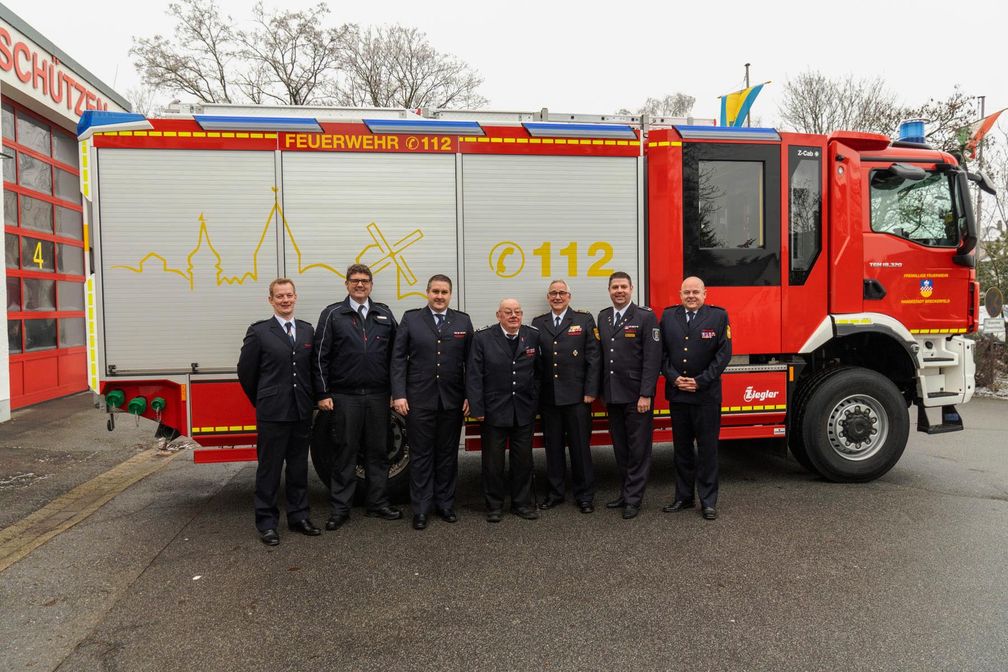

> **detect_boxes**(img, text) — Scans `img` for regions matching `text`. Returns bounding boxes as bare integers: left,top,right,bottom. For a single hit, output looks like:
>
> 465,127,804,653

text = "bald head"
680,276,706,311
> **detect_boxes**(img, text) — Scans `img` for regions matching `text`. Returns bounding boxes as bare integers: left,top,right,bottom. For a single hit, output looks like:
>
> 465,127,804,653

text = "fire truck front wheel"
308,410,410,503
800,368,910,482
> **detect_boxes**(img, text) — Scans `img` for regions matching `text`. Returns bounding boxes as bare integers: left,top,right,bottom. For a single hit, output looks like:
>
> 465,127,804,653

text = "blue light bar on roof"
523,122,637,140
194,115,323,133
363,119,484,136
674,125,780,142
77,111,153,140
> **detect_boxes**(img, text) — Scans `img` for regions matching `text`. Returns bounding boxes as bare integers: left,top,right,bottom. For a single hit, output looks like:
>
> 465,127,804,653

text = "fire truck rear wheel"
308,410,411,503
801,368,909,482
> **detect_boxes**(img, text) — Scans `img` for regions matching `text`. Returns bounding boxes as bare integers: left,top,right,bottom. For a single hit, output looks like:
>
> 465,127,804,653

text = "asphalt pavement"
1,395,1006,671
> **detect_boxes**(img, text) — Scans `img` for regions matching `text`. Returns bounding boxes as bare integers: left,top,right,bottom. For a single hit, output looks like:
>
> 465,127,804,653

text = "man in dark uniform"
659,276,732,520
391,274,473,530
532,280,601,514
467,298,541,523
598,271,661,520
313,263,401,530
237,278,321,546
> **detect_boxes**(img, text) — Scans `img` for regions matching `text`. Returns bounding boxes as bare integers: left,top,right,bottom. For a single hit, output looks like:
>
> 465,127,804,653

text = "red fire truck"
77,104,987,489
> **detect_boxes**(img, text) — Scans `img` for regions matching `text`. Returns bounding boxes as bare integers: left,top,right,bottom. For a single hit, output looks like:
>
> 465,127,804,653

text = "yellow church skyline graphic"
111,188,428,300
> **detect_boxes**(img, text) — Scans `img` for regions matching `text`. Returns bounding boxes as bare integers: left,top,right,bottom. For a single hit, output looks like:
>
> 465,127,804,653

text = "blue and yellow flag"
719,82,767,127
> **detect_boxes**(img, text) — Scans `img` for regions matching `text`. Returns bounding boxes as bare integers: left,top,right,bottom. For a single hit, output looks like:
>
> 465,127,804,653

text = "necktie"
284,321,295,347
687,311,695,324
357,304,366,320
435,313,444,328
614,311,622,324
554,315,561,329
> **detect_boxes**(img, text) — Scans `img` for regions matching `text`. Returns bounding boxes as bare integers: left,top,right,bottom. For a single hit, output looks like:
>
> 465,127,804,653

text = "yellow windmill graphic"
113,187,428,300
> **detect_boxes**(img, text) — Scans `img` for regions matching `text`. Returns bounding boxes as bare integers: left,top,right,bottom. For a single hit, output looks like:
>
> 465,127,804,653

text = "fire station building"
0,5,129,421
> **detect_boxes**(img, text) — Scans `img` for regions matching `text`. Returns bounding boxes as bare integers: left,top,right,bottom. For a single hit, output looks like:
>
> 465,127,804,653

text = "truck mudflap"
916,404,964,434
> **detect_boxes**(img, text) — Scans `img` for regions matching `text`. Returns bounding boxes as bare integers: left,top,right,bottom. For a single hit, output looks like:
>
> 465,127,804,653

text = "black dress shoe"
366,506,402,520
325,514,349,531
578,502,595,514
289,519,322,536
259,529,280,546
622,505,640,519
412,514,428,530
538,496,564,510
662,499,695,513
511,507,539,520
436,509,458,523
605,498,626,509
486,511,503,523
702,507,718,520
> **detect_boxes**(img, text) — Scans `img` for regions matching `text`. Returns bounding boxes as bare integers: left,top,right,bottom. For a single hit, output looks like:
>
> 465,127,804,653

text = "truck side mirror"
967,170,998,196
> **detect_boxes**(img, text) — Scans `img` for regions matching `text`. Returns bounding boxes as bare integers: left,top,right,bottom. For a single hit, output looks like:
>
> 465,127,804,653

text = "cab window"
869,170,962,247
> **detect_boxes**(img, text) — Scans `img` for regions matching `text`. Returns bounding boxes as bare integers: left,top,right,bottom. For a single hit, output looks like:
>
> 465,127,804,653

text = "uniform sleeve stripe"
315,306,338,394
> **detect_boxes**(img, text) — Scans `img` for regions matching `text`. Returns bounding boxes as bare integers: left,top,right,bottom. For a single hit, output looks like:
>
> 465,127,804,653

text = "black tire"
309,410,411,503
787,366,843,476
800,367,909,482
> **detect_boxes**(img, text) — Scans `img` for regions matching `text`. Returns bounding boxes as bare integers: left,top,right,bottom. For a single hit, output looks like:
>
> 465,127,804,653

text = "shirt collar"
500,325,519,338
551,308,568,323
274,314,295,329
349,297,369,313
429,307,447,318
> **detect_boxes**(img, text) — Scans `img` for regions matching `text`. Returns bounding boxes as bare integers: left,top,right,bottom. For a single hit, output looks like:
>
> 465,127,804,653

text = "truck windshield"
869,170,963,247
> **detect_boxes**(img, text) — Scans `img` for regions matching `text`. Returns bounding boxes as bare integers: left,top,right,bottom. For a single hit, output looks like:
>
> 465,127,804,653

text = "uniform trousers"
254,418,311,532
606,403,654,507
406,404,463,515
480,421,534,512
328,392,390,514
541,401,595,504
669,401,721,507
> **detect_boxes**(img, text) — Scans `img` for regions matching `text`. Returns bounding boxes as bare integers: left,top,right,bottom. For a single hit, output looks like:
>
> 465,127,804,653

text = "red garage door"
3,97,87,408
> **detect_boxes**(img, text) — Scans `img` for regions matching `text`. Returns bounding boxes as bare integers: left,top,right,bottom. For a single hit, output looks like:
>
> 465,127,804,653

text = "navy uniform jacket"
237,317,315,422
391,307,474,410
597,303,662,405
531,309,601,406
467,325,541,427
313,297,397,398
659,304,732,405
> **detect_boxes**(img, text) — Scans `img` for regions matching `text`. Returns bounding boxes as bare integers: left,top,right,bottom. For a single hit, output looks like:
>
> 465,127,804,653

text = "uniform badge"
593,327,600,340
702,329,715,339
525,347,536,357
652,328,660,341
726,324,732,340
572,349,579,357
568,325,582,335
453,331,467,338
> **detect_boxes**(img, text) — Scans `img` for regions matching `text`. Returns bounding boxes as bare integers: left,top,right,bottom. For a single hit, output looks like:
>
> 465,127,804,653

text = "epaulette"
705,304,727,312
402,307,423,315
250,318,271,327
372,301,392,310
664,304,683,311
639,305,653,312
526,324,539,331
573,308,592,314
451,308,471,317
477,324,496,332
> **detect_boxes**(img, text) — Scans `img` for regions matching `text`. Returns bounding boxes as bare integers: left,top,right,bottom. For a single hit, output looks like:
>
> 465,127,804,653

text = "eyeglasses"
500,309,523,316
547,291,570,298
347,278,372,285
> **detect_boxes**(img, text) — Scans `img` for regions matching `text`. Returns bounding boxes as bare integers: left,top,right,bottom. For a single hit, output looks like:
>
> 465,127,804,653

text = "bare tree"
235,2,347,105
126,85,166,116
131,0,237,103
779,70,904,135
906,87,978,153
618,92,695,119
336,25,486,109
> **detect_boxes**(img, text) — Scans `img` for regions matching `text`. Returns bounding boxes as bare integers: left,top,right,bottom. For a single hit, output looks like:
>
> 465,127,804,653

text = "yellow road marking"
0,449,182,573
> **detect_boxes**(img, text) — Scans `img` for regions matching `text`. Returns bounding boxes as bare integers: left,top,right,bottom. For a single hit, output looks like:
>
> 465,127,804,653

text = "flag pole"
977,95,985,233
744,63,751,127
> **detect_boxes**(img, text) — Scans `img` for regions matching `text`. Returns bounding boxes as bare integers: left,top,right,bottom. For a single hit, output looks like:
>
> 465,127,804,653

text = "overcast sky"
7,0,1006,128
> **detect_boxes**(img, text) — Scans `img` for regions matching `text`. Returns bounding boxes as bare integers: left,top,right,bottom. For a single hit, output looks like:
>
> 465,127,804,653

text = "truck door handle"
863,279,887,300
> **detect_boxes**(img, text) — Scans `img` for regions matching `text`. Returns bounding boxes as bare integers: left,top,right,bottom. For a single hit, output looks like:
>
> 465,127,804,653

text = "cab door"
680,135,782,354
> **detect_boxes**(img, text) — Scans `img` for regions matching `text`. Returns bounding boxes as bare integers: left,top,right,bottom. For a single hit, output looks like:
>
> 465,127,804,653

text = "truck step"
916,404,964,434
926,391,959,399
922,356,955,363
